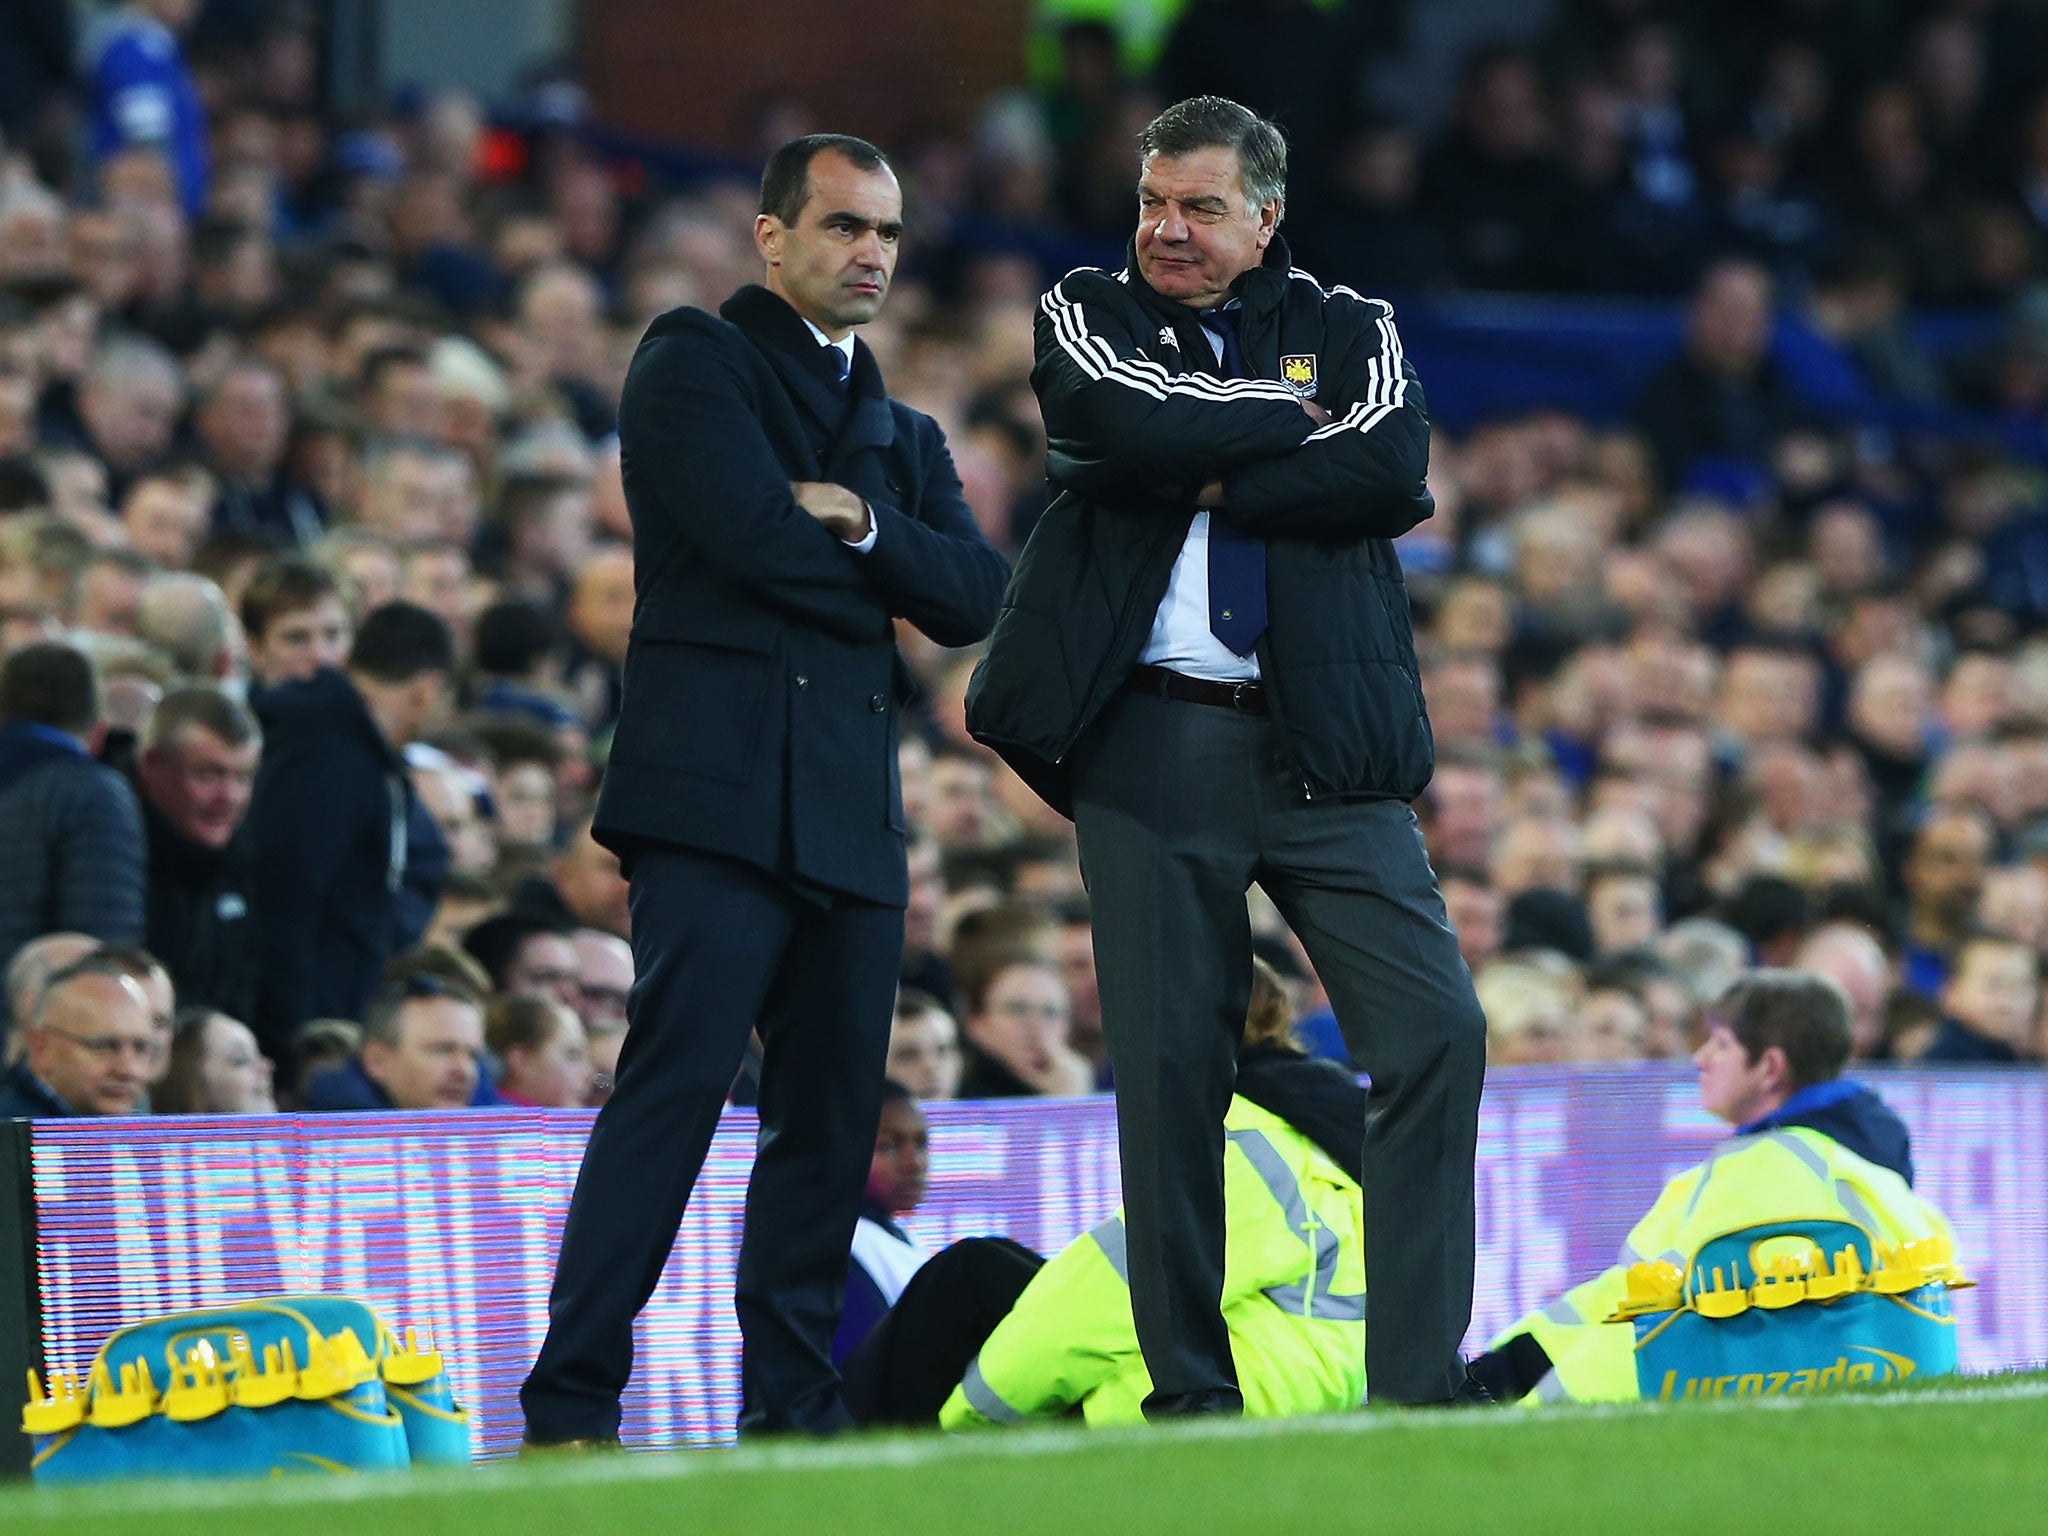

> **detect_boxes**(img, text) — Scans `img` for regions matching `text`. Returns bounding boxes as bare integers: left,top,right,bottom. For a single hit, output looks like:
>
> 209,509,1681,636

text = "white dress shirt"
800,316,878,553
1140,315,1257,680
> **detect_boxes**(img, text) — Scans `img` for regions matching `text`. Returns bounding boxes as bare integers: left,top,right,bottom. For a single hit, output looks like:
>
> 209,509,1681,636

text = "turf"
6,1377,2045,1536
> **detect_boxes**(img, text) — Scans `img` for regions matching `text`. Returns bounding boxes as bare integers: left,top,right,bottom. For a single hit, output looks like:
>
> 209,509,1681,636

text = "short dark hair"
463,911,574,993
1137,96,1288,217
362,972,484,1046
1710,969,1852,1091
347,600,454,684
0,456,52,515
496,471,588,534
0,641,97,735
759,134,893,225
474,599,562,677
143,684,261,755
241,557,345,642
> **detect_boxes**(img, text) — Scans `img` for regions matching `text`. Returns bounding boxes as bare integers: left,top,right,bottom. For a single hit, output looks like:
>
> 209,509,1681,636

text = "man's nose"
1156,207,1189,242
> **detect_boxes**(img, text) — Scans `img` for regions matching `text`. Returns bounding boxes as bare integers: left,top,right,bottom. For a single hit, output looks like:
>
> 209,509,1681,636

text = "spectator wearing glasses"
0,641,145,1039
463,911,581,1008
302,972,488,1112
570,928,633,1038
0,952,157,1118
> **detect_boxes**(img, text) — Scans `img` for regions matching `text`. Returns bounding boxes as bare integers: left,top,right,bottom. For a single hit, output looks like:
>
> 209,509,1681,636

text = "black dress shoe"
518,1433,623,1456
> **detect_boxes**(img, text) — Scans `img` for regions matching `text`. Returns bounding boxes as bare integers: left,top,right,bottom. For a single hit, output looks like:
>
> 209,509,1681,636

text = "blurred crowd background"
4,0,2048,1127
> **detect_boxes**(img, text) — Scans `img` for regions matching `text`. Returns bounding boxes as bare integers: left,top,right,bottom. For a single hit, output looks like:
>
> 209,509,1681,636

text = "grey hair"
1137,96,1288,221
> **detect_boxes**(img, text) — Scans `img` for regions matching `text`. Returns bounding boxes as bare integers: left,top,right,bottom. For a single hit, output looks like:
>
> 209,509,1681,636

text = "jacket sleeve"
1032,271,1319,499
51,769,145,943
1489,1163,1703,1405
621,320,891,644
1215,296,1435,541
939,1216,1136,1428
855,413,1011,649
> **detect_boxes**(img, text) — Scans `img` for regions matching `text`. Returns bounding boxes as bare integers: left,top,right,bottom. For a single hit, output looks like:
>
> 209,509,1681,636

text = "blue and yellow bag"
22,1294,470,1481
1613,1220,1969,1402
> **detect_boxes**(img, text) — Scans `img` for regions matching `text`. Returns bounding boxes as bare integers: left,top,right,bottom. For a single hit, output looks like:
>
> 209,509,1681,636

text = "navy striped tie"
1201,308,1266,656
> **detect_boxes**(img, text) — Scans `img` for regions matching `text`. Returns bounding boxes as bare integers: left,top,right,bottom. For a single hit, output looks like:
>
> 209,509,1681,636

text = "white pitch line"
16,1376,2048,1521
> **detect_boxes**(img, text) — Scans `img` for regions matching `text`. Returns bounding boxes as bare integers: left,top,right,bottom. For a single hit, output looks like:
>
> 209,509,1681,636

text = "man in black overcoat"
521,134,1007,1444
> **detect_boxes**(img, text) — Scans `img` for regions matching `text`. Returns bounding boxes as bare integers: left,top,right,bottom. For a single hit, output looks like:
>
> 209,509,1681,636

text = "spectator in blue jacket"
0,642,145,1044
86,0,208,218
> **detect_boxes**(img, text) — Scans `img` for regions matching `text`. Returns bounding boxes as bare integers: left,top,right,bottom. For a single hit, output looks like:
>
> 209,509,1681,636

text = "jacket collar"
720,284,896,466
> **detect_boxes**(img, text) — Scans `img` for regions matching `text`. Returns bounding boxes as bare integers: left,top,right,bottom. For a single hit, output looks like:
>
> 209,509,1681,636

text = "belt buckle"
1230,680,1258,713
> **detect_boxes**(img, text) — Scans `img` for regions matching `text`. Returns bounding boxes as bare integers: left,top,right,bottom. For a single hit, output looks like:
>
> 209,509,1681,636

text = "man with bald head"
135,572,236,681
2,932,99,1064
0,952,157,1116
1794,923,1893,1058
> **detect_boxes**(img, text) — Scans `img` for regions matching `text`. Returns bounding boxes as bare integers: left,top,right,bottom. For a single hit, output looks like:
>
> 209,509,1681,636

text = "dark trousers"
1071,689,1485,1409
520,845,904,1440
841,1237,1044,1427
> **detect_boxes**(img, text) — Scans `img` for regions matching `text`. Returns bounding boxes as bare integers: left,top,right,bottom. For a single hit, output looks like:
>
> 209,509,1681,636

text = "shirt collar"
800,317,856,374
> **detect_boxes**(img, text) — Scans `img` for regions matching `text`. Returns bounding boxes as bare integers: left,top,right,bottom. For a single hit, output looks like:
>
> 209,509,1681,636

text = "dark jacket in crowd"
1738,1077,1916,1187
141,795,258,1025
956,1046,1037,1100
301,1057,502,1112
1917,1018,2021,1070
0,1061,72,1119
246,670,445,1058
0,721,145,1029
967,235,1436,816
595,284,1008,904
1633,349,1804,490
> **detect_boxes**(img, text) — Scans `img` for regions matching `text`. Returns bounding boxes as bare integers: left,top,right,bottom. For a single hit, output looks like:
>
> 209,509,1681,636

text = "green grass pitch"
7,1376,2046,1535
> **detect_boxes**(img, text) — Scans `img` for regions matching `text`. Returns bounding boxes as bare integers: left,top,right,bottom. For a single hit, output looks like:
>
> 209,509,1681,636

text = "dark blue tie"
1201,307,1266,656
830,343,851,388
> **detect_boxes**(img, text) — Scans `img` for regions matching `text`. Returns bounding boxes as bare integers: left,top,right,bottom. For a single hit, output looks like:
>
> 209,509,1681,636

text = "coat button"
869,694,886,712
795,674,810,689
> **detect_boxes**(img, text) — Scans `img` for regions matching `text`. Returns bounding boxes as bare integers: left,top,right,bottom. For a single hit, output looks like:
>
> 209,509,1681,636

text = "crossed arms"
1031,273,1434,541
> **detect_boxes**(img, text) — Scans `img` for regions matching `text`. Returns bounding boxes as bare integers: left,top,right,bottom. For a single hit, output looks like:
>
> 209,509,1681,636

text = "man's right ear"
754,214,782,263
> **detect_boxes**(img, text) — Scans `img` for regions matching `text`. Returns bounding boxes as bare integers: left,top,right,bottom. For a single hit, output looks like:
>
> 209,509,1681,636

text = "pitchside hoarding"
22,1066,2048,1456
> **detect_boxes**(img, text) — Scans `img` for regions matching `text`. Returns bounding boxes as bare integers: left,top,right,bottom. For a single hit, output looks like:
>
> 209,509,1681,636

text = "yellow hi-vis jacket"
1491,1125,1956,1405
939,1095,1367,1427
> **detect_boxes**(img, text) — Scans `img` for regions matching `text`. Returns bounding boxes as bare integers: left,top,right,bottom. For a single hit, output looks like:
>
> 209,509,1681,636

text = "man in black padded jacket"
968,96,1486,1413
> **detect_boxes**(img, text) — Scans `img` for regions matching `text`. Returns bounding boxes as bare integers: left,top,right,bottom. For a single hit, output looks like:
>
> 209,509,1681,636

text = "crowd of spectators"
2,0,2048,1127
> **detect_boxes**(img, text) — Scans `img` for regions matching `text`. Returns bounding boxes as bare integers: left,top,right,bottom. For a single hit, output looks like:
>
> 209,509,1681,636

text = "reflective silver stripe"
1618,1238,1646,1266
1542,1297,1583,1327
1534,1369,1572,1404
1090,1216,1129,1284
960,1358,1024,1425
1835,1179,1882,1238
1767,1130,1831,1183
1225,1128,1365,1324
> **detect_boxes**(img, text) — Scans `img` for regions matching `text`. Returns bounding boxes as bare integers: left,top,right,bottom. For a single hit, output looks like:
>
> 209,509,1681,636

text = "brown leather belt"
1126,663,1269,716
